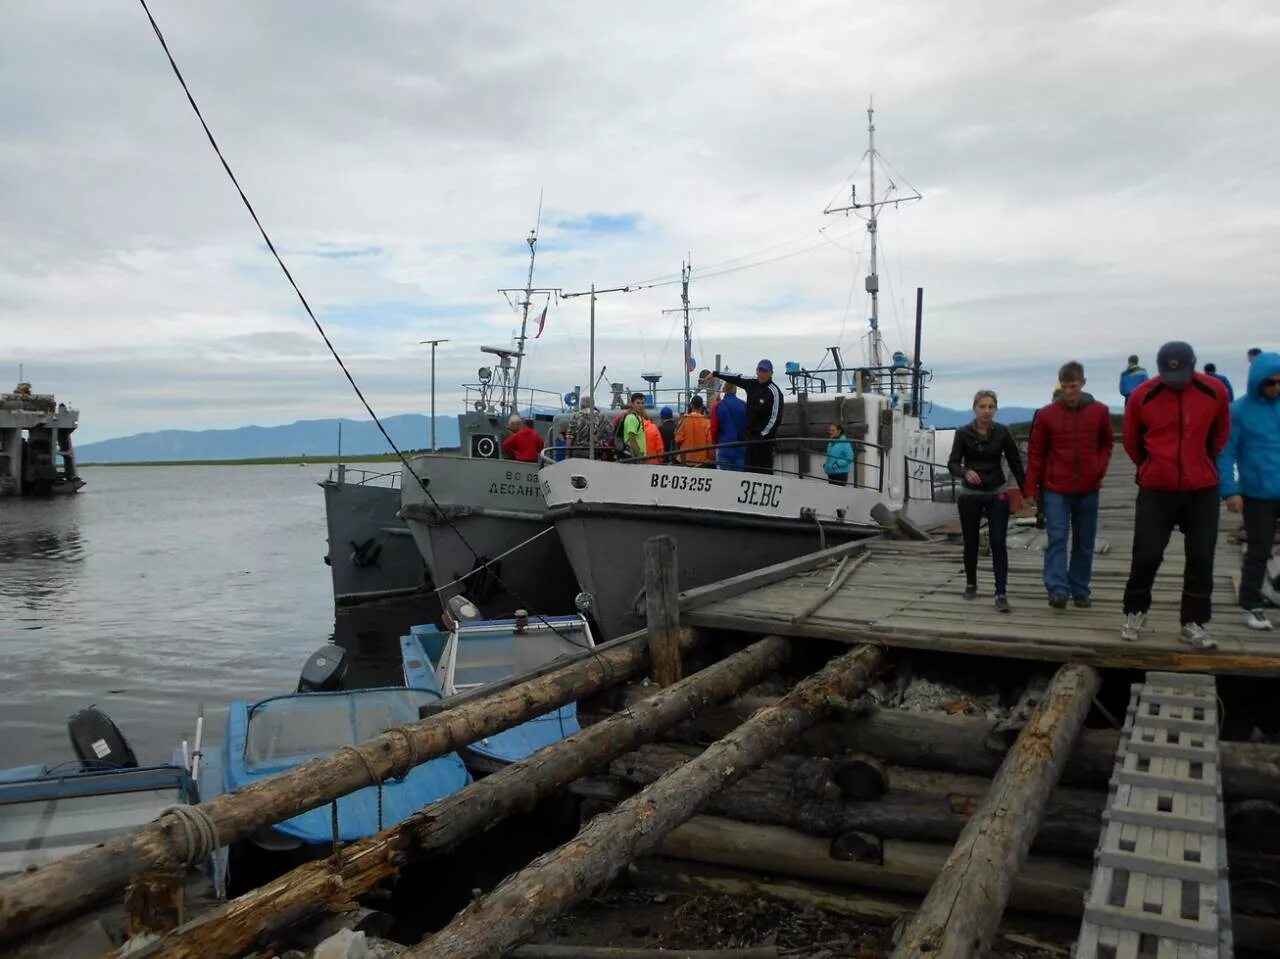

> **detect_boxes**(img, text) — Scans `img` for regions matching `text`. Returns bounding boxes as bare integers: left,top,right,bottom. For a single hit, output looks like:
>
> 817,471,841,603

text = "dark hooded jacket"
1218,351,1280,500
1023,392,1114,497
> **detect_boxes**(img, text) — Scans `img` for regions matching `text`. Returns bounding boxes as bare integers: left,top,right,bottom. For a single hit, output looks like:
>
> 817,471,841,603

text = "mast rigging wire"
136,0,573,639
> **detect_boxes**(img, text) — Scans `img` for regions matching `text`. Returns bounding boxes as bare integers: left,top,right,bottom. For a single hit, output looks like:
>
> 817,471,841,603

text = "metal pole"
588,284,596,461
420,338,450,452
912,287,924,417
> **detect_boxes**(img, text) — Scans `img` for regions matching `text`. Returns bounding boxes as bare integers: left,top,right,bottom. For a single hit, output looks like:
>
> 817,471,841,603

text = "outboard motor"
446,594,483,626
297,644,349,693
68,706,139,768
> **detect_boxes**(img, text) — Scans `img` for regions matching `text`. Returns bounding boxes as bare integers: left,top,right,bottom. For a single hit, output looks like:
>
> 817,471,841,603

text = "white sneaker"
1180,623,1217,649
1262,577,1280,607
1246,609,1274,631
1121,612,1146,642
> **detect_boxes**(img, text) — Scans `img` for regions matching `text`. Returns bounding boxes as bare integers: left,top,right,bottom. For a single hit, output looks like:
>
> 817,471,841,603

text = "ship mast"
662,259,709,406
824,104,920,373
499,191,559,417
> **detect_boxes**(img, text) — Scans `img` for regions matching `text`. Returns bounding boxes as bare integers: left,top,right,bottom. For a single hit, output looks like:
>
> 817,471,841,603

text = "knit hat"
660,406,674,420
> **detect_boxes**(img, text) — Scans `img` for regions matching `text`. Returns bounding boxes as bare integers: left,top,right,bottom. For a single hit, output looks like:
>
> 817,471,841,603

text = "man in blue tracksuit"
1119,354,1148,402
714,360,785,474
1219,350,1280,630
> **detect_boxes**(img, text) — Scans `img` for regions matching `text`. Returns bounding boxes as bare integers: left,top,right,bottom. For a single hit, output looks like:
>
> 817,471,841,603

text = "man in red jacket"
1024,362,1114,609
502,417,545,463
1120,341,1231,647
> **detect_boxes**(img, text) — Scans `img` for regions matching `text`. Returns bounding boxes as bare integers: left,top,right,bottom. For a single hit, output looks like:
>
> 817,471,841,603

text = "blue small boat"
0,708,198,877
402,612,596,770
218,645,471,850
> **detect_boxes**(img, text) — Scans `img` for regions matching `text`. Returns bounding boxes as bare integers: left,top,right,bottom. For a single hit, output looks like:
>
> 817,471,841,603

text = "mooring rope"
159,804,225,898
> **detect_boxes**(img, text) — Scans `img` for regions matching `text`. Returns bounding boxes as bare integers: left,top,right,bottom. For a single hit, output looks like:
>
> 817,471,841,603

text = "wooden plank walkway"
685,460,1280,676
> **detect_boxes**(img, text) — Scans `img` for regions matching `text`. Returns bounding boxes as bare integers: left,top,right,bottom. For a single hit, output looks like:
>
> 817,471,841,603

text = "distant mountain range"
76,404,1048,463
77,415,459,463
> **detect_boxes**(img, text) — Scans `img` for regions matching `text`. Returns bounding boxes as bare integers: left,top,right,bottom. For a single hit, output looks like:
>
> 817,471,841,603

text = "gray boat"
0,380,84,498
398,349,581,619
321,463,432,608
540,357,955,639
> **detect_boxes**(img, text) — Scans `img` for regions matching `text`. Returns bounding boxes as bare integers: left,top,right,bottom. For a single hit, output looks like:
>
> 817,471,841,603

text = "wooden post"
645,535,683,686
107,636,792,959
406,644,886,959
0,626,701,950
890,664,1101,959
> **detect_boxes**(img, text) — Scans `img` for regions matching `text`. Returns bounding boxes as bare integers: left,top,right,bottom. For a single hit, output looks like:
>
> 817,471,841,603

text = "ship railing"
538,435,888,493
326,465,402,490
901,454,959,504
461,384,572,418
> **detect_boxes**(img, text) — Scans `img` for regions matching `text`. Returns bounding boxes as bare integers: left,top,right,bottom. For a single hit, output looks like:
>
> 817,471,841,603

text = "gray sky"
2,0,1277,442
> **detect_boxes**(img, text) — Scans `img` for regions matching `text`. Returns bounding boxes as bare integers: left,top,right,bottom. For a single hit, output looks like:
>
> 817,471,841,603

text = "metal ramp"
1076,672,1233,958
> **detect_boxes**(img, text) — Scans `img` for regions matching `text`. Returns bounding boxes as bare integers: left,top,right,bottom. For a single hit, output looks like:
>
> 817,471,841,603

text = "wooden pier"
683,459,1279,676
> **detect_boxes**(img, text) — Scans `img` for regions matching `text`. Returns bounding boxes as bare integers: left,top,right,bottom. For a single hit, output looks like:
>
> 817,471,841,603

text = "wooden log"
405,644,888,959
627,693,1280,802
602,744,1106,857
108,636,790,959
0,625,701,950
594,745,1280,878
512,947,779,959
626,858,1084,949
652,816,1280,954
985,672,1051,752
645,536,683,687
890,663,1101,959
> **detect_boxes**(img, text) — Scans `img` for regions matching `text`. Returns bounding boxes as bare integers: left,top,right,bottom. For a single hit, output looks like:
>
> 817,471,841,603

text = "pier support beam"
406,644,887,959
644,535,683,686
890,664,1101,959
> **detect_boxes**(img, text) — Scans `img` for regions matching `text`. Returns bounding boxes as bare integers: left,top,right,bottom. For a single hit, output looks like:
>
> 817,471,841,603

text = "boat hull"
322,477,430,605
400,455,579,618
550,500,876,639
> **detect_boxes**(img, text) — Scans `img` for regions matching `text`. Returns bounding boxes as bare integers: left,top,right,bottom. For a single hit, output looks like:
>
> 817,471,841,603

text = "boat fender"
68,706,139,768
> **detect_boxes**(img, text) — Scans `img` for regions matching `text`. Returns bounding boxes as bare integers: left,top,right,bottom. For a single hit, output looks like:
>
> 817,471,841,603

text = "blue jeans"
1042,490,1099,598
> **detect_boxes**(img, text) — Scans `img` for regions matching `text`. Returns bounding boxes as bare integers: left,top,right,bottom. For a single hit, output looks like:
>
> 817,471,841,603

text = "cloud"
1,0,1277,445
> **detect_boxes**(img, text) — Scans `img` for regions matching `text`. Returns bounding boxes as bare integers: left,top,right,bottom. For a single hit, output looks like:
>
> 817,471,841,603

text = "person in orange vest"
676,395,714,465
643,415,665,464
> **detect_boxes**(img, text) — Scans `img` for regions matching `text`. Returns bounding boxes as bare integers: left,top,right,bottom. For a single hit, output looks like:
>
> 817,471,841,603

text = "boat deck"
683,459,1280,676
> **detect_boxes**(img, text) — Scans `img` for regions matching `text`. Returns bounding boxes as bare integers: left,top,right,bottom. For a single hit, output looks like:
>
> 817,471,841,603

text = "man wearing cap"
713,360,785,474
658,406,678,464
1120,341,1232,647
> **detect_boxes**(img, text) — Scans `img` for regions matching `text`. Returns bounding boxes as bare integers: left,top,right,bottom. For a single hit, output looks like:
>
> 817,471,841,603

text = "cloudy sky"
2,1,1277,442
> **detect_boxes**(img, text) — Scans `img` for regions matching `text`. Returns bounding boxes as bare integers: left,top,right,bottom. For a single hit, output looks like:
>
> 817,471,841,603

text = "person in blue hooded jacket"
822,423,855,485
1219,350,1280,630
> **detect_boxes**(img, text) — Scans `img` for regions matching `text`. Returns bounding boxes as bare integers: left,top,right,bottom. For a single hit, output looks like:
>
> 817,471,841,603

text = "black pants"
1240,497,1280,609
745,436,775,474
1123,487,1220,625
958,494,1010,594
828,473,849,486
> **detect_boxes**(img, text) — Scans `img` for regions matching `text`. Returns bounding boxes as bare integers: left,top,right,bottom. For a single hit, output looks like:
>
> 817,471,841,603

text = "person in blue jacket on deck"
711,379,748,471
1219,350,1280,631
823,423,855,485
1119,355,1148,401
1204,363,1235,402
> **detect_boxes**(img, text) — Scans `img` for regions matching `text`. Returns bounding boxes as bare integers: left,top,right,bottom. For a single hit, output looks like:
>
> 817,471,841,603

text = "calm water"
0,465,339,769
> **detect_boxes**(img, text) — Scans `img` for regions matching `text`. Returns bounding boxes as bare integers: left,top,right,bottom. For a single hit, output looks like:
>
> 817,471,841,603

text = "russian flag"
533,303,548,339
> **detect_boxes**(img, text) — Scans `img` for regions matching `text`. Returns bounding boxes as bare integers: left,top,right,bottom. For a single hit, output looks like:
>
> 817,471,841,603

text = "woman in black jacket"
947,390,1026,612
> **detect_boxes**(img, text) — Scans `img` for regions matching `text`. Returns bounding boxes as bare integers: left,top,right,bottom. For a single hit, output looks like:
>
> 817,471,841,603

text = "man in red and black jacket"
1119,341,1231,648
1024,361,1114,609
